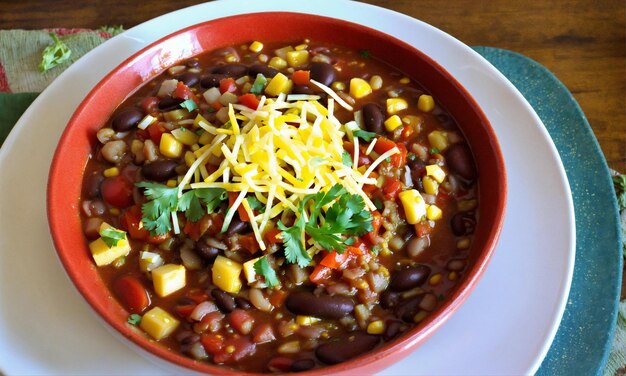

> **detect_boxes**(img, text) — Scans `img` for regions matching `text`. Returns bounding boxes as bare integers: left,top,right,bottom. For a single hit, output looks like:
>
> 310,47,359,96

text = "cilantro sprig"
253,257,279,288
100,227,126,247
353,129,377,142
39,33,71,72
279,184,373,268
127,313,142,326
136,182,227,235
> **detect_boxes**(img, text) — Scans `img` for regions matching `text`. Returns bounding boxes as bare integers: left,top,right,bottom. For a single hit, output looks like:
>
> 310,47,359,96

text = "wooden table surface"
1,0,624,172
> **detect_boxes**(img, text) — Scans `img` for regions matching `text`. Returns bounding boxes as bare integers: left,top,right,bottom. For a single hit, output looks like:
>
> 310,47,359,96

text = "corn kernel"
402,115,422,128
286,50,309,67
103,167,119,177
166,179,177,187
426,205,443,220
427,130,449,151
249,41,264,53
278,341,300,354
386,98,408,114
225,345,236,354
258,54,269,63
268,56,288,70
171,127,199,146
369,75,383,90
184,151,196,167
274,46,294,59
367,320,385,335
448,271,458,281
159,133,183,158
109,208,120,216
265,73,293,96
225,54,238,63
384,115,403,132
413,310,429,323
425,164,446,183
350,78,372,99
457,238,471,249
429,273,442,285
296,315,321,326
140,307,180,340
294,44,308,51
458,199,478,211
422,176,438,195
418,94,435,112
399,77,410,84
331,81,346,91
398,189,427,224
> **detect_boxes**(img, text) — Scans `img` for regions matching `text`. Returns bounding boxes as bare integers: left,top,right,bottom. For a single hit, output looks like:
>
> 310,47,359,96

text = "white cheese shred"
309,79,354,112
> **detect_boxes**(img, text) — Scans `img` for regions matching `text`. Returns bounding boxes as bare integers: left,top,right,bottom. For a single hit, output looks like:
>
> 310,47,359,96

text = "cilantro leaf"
100,227,126,248
178,190,204,222
39,33,71,72
353,129,377,142
127,313,142,326
278,218,310,268
253,257,280,288
250,73,267,95
180,99,198,112
196,188,228,213
359,49,371,59
341,150,353,168
430,147,440,155
247,195,266,213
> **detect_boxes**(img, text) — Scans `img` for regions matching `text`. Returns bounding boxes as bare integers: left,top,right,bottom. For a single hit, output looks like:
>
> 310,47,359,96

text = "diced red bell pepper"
238,93,260,110
320,250,351,269
229,309,255,335
239,233,260,254
174,304,196,320
373,137,397,155
264,228,283,245
228,192,251,222
390,143,408,168
101,175,134,208
309,264,332,285
113,275,151,313
252,323,276,344
172,81,198,102
122,205,149,241
268,289,288,307
201,333,224,355
343,141,373,167
365,210,383,244
400,125,414,141
146,231,170,245
139,96,159,115
219,78,237,94
291,70,310,86
415,222,433,237
382,177,402,200
213,336,256,363
146,122,166,144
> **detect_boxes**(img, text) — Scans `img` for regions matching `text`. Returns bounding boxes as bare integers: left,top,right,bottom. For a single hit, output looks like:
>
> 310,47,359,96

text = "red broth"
80,40,478,373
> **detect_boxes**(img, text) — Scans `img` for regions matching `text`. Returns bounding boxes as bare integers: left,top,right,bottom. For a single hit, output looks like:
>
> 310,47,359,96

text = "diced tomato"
201,333,224,355
113,275,151,313
320,250,351,269
186,289,210,304
200,311,225,333
206,213,224,235
146,231,170,245
101,175,134,208
122,205,148,241
185,213,223,239
209,101,224,111
228,192,251,222
373,137,397,155
391,143,408,168
146,122,166,144
238,93,260,109
239,233,260,254
139,96,159,114
229,309,255,335
219,78,237,94
252,323,276,344
382,177,402,200
174,304,196,320
309,264,332,284
213,336,256,363
172,81,198,102
268,289,288,307
400,125,414,141
264,228,283,245
291,70,310,86
415,222,433,237
267,357,294,373
365,210,383,244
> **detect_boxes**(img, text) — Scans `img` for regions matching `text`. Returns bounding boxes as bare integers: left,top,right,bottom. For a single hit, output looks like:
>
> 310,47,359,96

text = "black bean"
407,159,425,188
111,108,143,132
84,172,104,199
291,85,315,95
200,74,227,89
212,63,248,78
389,265,431,292
380,290,400,310
227,216,251,235
158,97,184,111
185,59,199,68
362,103,385,134
315,331,379,365
176,72,200,87
141,160,178,181
450,212,476,236
195,241,220,262
290,358,316,372
395,295,424,322
383,320,402,341
285,292,354,319
235,297,252,310
310,62,336,86
211,289,237,313
248,63,279,78
445,143,476,180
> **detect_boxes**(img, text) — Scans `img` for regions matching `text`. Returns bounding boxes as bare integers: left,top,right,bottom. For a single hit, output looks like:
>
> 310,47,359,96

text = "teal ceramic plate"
473,47,622,375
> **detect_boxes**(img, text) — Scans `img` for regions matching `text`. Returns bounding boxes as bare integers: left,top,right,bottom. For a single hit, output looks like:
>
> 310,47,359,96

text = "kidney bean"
227,217,251,235
158,96,184,111
395,295,424,322
383,320,403,341
315,331,379,365
291,358,315,372
407,158,425,185
83,172,104,199
291,85,315,95
419,293,438,311
445,143,476,180
212,63,248,78
379,290,400,309
141,160,178,181
361,103,384,134
285,292,354,319
235,297,252,310
211,289,237,313
176,72,200,87
111,108,143,132
248,63,279,78
450,212,476,236
389,265,431,292
310,62,336,86
195,241,220,261
200,74,227,89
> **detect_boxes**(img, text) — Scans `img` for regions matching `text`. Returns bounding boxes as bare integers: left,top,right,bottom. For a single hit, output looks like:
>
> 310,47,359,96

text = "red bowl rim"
47,11,507,376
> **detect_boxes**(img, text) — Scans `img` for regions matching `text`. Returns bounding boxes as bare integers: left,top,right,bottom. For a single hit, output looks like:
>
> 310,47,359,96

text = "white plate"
0,0,575,374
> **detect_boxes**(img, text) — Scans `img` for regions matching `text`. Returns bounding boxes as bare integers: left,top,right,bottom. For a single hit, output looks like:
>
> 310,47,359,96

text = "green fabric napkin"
0,92,38,145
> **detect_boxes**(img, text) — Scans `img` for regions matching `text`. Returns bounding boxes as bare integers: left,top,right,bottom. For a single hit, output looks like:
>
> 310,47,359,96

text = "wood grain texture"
0,0,624,172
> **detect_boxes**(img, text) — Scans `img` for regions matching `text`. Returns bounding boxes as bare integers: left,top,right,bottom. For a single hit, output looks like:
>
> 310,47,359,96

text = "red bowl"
47,12,506,375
